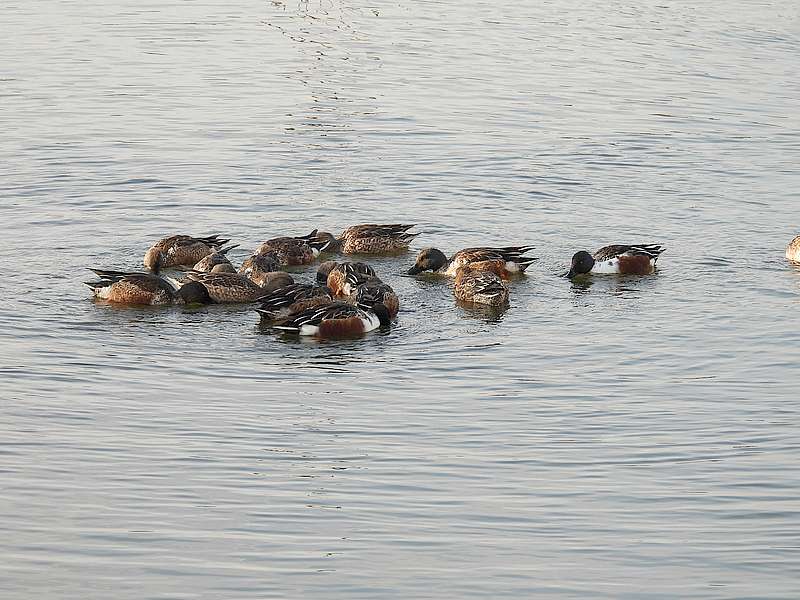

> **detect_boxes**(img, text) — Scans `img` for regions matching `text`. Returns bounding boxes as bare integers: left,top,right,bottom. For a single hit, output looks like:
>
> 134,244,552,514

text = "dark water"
2,1,799,598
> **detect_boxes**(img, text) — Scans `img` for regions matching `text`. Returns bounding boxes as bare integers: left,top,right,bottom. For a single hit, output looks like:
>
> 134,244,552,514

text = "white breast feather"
95,285,113,299
361,314,380,332
299,324,320,336
591,258,620,274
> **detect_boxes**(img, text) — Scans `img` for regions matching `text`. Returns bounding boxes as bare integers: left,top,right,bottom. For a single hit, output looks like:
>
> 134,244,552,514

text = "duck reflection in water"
455,300,508,324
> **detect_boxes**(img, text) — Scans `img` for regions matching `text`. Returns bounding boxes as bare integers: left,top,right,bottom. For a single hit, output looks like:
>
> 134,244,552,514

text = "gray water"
2,0,799,598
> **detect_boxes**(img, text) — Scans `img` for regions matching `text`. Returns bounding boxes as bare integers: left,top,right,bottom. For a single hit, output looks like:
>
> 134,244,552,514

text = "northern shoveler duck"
326,262,378,296
184,271,267,303
786,235,800,262
255,283,333,320
144,234,230,272
273,301,391,337
453,265,509,307
315,224,419,255
85,269,211,305
350,278,399,318
192,244,239,273
251,269,294,293
567,244,665,278
254,230,331,266
407,246,537,278
316,260,339,283
238,252,291,289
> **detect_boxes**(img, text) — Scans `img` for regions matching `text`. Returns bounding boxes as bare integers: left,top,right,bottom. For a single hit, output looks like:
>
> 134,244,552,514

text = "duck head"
316,260,338,283
407,248,447,275
176,281,213,305
144,248,165,273
370,302,392,328
567,251,595,278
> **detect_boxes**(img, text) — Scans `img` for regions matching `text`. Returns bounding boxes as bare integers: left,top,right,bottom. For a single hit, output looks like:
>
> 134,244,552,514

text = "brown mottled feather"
239,253,286,287
193,244,238,273
465,259,509,279
255,238,314,266
453,267,509,307
327,268,347,296
339,224,418,255
185,271,263,303
108,280,171,304
210,263,236,273
88,272,175,305
255,271,294,292
786,235,800,262
145,235,228,269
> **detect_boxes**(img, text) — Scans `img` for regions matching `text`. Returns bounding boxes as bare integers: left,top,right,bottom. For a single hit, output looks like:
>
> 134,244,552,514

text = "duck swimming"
407,246,537,278
192,244,239,273
567,244,665,278
85,269,211,305
255,283,333,321
452,265,509,307
143,234,230,272
273,301,391,337
314,224,419,254
255,230,331,266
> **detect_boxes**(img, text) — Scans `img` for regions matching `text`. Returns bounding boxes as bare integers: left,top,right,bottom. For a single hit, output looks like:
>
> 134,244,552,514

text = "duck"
273,301,391,337
254,283,333,320
314,224,419,254
238,252,292,288
316,260,339,283
143,234,230,272
192,244,239,273
326,262,378,296
254,229,331,266
350,277,400,318
786,236,800,262
183,271,269,303
248,269,294,292
567,244,665,278
452,265,509,307
407,246,537,278
85,269,211,305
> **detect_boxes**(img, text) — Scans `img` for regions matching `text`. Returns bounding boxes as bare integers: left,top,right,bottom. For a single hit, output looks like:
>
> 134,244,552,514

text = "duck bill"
407,265,423,275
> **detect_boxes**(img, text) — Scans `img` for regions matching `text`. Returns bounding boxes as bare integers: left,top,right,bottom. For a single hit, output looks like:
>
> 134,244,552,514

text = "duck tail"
515,256,539,272
196,235,231,248
213,243,240,255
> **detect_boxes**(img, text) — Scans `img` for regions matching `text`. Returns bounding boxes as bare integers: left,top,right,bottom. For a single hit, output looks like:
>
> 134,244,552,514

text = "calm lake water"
2,0,799,598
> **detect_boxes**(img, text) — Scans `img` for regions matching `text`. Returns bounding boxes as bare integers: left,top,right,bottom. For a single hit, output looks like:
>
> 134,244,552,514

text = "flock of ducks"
86,224,669,338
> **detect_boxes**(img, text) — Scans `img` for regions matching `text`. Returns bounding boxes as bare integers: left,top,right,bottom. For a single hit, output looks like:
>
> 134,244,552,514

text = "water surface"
1,0,799,598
